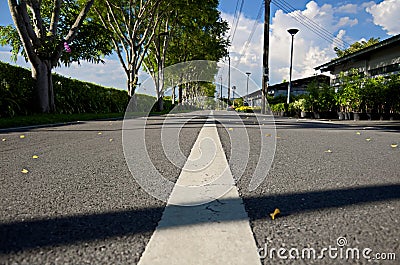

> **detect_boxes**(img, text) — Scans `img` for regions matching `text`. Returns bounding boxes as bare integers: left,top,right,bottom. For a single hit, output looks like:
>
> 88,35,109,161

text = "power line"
230,0,244,47
272,0,344,49
279,0,351,48
273,0,348,49
229,0,241,37
271,0,349,50
235,0,264,67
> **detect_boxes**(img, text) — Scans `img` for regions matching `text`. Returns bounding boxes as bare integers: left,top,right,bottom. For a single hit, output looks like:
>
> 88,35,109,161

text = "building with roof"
245,75,330,107
315,34,400,86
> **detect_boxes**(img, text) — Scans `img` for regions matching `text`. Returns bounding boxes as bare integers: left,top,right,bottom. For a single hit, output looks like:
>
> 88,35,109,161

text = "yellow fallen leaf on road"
109,138,113,142
325,149,332,153
356,132,361,135
270,208,280,220
265,134,272,137
228,128,233,131
2,138,5,142
98,132,102,135
21,169,29,174
366,138,371,142
391,144,398,148
32,155,39,159
20,135,25,139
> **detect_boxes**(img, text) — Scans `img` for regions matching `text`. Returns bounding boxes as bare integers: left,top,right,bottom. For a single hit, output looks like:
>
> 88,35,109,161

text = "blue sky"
219,0,391,42
1,1,399,97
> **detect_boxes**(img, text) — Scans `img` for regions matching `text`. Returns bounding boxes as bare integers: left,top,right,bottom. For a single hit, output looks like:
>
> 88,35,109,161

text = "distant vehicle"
243,101,249,106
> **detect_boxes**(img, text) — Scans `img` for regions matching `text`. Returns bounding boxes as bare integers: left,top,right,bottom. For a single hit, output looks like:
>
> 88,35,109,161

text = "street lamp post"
246,72,251,104
232,86,236,107
287,28,299,104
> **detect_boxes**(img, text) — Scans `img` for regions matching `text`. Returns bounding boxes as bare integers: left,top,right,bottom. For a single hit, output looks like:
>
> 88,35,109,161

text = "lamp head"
287,28,299,36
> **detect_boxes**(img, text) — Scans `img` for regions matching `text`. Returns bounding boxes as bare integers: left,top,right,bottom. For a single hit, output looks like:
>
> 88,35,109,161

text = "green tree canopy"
0,0,113,112
334,37,380,58
93,0,163,98
143,0,229,108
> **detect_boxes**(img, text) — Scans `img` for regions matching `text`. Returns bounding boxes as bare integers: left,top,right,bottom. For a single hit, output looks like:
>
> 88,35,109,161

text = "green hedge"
0,61,35,117
0,61,129,117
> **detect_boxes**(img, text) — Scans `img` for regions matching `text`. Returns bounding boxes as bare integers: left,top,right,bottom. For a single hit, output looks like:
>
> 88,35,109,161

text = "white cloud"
0,50,30,69
366,0,400,35
335,4,358,14
361,1,376,9
337,17,358,28
220,12,264,95
55,59,127,90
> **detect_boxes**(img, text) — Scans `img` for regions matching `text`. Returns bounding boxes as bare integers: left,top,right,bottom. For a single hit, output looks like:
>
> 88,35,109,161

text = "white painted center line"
138,119,261,265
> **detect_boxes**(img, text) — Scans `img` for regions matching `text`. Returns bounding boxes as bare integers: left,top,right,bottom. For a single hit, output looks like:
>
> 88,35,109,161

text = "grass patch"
0,112,124,129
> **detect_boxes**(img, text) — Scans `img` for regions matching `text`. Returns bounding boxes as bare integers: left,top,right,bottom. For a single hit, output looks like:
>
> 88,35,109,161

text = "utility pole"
261,0,271,114
228,56,231,105
220,76,223,100
220,75,223,109
246,72,251,104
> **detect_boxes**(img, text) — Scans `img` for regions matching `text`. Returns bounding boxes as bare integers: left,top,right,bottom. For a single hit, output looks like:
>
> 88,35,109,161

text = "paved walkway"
138,119,261,265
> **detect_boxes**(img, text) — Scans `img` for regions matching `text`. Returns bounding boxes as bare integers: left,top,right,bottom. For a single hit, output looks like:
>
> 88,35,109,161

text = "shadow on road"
274,118,400,132
1,184,399,254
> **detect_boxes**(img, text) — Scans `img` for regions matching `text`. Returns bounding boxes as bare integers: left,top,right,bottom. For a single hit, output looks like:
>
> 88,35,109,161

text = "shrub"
0,61,35,117
270,103,286,112
0,61,129,117
235,106,254,113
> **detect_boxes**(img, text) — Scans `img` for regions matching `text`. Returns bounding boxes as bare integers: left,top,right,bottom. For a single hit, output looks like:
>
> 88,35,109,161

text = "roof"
246,75,329,97
315,34,400,72
268,74,329,91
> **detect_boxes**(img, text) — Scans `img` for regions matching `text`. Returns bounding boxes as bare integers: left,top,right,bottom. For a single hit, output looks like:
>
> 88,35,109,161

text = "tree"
305,81,335,112
165,0,229,65
93,0,163,101
385,74,400,114
144,0,229,109
334,37,380,58
335,69,364,112
0,0,112,112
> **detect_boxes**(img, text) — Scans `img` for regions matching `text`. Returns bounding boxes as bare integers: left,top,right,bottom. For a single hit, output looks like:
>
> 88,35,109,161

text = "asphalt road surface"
0,112,399,264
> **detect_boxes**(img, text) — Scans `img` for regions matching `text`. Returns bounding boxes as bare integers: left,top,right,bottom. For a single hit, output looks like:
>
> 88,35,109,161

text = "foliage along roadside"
268,72,400,119
0,61,131,118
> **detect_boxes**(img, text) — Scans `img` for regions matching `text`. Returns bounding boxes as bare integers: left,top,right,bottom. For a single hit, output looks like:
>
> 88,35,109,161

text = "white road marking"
138,119,261,265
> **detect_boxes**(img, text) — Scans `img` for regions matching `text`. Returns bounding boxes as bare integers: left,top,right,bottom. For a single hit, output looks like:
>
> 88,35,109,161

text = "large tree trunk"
127,70,138,111
156,69,164,112
157,96,164,112
127,69,138,97
31,60,55,113
178,84,183,104
172,85,176,104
